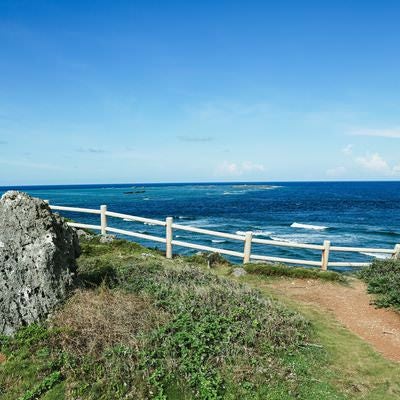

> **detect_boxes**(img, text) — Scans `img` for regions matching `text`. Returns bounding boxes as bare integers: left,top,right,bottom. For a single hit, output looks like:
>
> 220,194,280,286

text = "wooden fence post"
393,244,400,260
166,217,173,259
321,240,331,270
100,205,107,236
243,231,253,264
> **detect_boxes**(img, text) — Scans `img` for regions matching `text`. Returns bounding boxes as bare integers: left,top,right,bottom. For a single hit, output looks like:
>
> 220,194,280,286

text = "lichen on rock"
0,191,80,335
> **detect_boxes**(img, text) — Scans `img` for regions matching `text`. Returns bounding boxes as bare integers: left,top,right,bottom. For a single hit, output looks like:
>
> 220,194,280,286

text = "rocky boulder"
0,191,80,335
232,267,247,277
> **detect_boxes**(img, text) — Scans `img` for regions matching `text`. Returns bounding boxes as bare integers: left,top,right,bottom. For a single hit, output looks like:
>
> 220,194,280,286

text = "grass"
0,325,63,400
359,258,400,310
0,237,398,399
244,262,346,282
238,273,400,400
0,238,337,399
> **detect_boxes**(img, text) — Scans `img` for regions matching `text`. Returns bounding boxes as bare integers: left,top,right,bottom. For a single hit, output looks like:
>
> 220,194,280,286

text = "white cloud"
216,161,265,176
350,127,400,138
341,144,353,155
355,153,390,172
326,166,346,177
355,153,400,176
393,164,400,174
335,148,400,177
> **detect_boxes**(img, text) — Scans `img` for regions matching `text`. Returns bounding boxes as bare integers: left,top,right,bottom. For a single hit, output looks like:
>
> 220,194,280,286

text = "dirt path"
268,277,400,362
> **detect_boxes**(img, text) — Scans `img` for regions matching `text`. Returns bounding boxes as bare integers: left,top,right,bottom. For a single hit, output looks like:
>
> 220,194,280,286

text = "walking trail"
267,277,400,362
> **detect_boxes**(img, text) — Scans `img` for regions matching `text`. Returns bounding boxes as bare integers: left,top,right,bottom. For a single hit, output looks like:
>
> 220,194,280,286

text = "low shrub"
244,263,345,282
109,259,310,399
359,258,400,310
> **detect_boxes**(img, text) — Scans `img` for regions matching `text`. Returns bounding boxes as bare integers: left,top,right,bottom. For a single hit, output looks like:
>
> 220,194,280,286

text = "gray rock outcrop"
0,191,80,335
232,267,247,277
99,234,116,243
76,229,94,240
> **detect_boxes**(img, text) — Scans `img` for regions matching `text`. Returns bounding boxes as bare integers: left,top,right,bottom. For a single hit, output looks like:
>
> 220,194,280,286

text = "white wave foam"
270,236,293,243
211,239,226,243
360,252,391,260
144,222,156,226
236,230,272,237
291,222,327,230
231,184,282,190
254,230,273,236
223,191,244,195
185,219,219,228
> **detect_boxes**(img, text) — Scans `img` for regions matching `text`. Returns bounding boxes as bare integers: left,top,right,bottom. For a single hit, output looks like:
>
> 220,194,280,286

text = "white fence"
47,203,400,270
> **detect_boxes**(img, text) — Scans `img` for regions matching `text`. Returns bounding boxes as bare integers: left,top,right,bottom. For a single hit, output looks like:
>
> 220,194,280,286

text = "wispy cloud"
76,147,106,154
186,101,270,120
177,135,213,143
216,161,265,176
303,109,361,126
350,127,400,138
342,144,353,155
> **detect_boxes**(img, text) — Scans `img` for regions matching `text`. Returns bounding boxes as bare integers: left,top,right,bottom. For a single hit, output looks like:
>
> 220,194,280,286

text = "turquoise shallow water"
1,181,400,269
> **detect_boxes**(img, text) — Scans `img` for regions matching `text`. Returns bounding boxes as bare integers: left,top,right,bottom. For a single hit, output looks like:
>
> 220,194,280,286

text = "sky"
1,0,400,185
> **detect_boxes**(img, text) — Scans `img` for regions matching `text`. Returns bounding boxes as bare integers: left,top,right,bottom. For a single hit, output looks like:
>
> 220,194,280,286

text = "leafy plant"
18,371,62,400
359,258,400,310
245,263,346,282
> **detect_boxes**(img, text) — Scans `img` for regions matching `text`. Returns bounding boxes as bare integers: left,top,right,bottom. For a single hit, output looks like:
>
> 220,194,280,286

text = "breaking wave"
291,222,328,231
360,252,391,260
236,230,273,237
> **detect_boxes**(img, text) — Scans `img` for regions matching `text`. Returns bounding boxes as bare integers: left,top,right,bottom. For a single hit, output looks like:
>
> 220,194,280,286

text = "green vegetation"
1,237,399,399
241,274,400,400
359,258,400,310
244,263,346,282
0,324,64,400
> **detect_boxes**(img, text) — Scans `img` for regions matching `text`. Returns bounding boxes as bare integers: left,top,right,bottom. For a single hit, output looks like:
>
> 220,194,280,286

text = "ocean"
1,181,400,269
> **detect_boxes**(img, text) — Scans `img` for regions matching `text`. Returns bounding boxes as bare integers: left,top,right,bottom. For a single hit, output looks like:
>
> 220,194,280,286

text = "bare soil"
268,277,400,362
0,353,6,364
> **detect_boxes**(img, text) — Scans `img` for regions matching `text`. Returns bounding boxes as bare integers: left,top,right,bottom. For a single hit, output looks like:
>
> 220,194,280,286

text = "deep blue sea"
1,182,400,269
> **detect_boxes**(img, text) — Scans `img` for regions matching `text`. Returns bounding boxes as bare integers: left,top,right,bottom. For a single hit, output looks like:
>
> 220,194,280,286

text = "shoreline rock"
0,191,80,336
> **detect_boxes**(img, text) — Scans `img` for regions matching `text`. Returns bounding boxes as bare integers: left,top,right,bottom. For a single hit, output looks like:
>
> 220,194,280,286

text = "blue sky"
1,0,400,185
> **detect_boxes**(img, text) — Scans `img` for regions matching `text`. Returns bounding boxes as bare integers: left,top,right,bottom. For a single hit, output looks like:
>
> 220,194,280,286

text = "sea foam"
360,252,391,260
291,222,327,230
236,230,272,237
270,236,294,243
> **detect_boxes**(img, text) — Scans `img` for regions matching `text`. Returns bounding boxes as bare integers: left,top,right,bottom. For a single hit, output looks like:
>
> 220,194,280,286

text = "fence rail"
47,203,400,270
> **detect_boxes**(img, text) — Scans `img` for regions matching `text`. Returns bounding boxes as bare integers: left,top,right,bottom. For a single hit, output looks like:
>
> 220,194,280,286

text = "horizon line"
1,179,400,189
